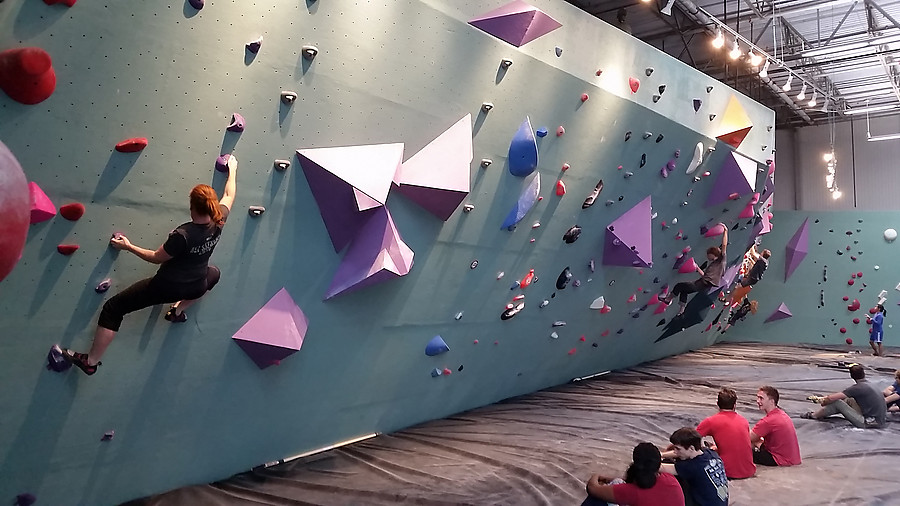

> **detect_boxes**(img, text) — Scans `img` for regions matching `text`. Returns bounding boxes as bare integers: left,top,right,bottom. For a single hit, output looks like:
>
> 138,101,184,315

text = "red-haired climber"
62,156,238,375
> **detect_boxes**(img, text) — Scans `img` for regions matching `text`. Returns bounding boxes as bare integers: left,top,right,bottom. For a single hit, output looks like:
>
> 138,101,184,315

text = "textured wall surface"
0,0,774,504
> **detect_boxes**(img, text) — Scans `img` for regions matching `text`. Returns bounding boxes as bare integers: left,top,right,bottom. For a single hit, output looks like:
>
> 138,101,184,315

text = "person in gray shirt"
802,364,887,428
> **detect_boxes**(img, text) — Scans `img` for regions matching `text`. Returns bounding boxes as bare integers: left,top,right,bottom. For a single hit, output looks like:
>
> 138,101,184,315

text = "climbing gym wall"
722,211,900,346
0,0,774,504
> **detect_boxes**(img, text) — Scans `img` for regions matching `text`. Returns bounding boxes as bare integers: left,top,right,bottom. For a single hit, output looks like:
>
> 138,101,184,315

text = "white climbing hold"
686,142,703,174
590,296,606,310
455,312,463,320
885,229,897,242
672,218,678,225
550,332,559,339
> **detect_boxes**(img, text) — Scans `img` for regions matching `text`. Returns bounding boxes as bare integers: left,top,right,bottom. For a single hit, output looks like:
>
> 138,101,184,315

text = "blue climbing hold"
501,173,541,230
425,335,450,356
508,117,539,177
536,127,549,138
431,367,443,377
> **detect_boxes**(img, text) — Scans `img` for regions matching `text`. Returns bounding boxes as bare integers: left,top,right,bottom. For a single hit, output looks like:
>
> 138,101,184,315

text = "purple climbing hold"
226,113,245,132
46,345,71,372
660,167,669,178
95,278,111,293
101,430,115,441
246,37,263,54
215,153,231,173
666,159,676,171
15,494,37,506
188,0,203,9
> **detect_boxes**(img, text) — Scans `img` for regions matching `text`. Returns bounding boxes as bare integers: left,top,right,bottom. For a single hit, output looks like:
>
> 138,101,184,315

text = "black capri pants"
670,279,713,303
98,266,220,331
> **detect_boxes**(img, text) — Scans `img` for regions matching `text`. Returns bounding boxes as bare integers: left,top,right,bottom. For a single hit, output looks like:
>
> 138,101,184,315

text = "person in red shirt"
697,387,756,479
582,442,685,506
750,386,802,466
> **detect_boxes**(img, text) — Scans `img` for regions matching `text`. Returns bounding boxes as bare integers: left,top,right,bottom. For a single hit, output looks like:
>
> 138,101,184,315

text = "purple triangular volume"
297,143,403,252
704,151,757,208
468,0,562,47
232,288,308,369
395,115,472,221
325,206,414,300
508,116,539,177
764,302,792,323
602,195,652,268
784,217,809,281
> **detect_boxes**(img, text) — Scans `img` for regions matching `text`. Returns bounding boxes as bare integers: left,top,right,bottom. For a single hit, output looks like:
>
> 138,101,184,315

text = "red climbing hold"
851,273,856,278
843,296,849,301
0,47,57,105
857,272,863,278
600,305,612,314
561,163,570,171
869,307,878,314
520,269,535,288
629,77,640,93
596,69,603,76
581,93,589,102
840,327,847,333
568,348,577,355
556,126,565,137
601,329,609,336
443,368,452,375
59,203,85,221
846,337,853,344
848,279,854,286
556,180,566,196
853,318,860,324
57,244,79,255
579,335,586,342
115,138,148,153
43,0,77,5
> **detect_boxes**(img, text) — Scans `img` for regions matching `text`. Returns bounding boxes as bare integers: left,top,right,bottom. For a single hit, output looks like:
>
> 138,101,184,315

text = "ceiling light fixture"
660,0,675,15
797,83,807,101
844,104,900,115
712,29,725,49
782,75,794,92
729,39,742,59
803,33,900,58
748,51,762,67
758,60,770,78
808,90,818,107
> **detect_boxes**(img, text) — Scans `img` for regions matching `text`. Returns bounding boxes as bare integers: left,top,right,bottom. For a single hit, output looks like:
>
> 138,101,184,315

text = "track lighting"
797,84,807,101
782,75,793,92
712,29,724,49
808,91,817,107
758,60,769,78
748,51,762,67
729,39,742,59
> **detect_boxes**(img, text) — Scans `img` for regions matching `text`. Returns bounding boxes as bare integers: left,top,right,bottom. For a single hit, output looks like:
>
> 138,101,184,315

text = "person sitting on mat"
883,369,900,413
802,364,886,428
696,388,756,479
750,386,801,467
62,156,238,376
582,442,685,506
661,225,727,316
660,428,729,506
866,304,886,357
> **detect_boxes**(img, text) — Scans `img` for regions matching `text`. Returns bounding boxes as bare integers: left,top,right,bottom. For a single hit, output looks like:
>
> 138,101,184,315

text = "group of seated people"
580,365,897,505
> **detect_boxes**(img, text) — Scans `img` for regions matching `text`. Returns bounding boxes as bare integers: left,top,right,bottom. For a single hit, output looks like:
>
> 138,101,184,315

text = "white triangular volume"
590,296,606,310
686,142,703,174
733,151,758,188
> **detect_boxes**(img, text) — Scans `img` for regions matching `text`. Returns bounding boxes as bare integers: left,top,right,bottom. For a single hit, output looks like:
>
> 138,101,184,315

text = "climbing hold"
590,296,605,310
624,131,632,141
581,93,589,102
508,117,539,177
857,272,863,278
656,134,664,143
563,225,582,244
706,86,713,93
248,206,266,216
274,159,291,171
57,244,79,255
645,67,654,76
425,335,450,356
843,296,849,301
302,45,319,60
28,182,55,224
501,302,525,320
693,99,702,112
643,132,652,139
848,279,855,286
59,202,85,221
520,269,535,288
532,222,540,229
463,204,475,213
226,113,245,132
556,180,566,196
552,321,566,327
500,58,513,68
512,294,525,302
853,318,860,324
0,47,57,105
652,95,661,103
470,260,478,270
246,37,263,54
629,77,640,93
624,171,634,179
556,126,565,136
561,163,570,171
188,0,203,8
480,158,493,168
556,267,572,290
101,430,115,441
501,173,540,230
589,259,595,272
640,153,646,167
481,102,494,112
115,138,148,153
95,278,111,293
600,305,612,314
840,327,847,333
678,257,698,274
627,293,637,303
455,311,464,320
497,272,505,280
215,154,231,172
659,168,668,178
280,91,298,105
885,229,897,242
550,332,559,339
431,368,442,377
846,337,853,344
555,46,563,57
540,299,549,308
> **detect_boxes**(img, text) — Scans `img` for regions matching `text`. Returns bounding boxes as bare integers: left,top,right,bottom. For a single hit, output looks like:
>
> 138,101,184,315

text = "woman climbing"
867,304,886,357
63,156,238,375
661,224,728,316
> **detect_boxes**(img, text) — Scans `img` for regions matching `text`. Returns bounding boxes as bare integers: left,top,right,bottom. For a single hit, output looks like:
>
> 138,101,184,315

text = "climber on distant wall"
62,156,238,376
867,304,886,357
661,224,728,316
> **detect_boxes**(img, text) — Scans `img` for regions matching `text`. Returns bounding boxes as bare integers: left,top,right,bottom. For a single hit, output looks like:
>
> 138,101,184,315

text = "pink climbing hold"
627,294,636,303
0,47,57,105
851,273,856,278
556,180,566,196
0,142,30,283
853,318,860,324
561,163,570,171
28,182,56,223
848,279,854,286
556,126,565,137
473,339,479,344
57,244,79,255
568,348,577,355
43,0,77,5
848,299,860,311
843,296,849,301
115,138,148,153
443,368,452,375
629,77,640,93
581,93,589,102
869,307,878,314
59,202,85,221
601,329,609,336
704,223,725,237
579,335,586,342
600,305,612,314
648,294,660,305
728,192,740,200
857,272,863,278
840,327,847,333
678,257,698,274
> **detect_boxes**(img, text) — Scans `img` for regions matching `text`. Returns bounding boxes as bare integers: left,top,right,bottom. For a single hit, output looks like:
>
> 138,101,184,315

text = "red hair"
189,184,223,224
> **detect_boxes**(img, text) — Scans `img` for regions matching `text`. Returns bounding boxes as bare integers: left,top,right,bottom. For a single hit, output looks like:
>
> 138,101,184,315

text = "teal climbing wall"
0,0,774,504
722,211,900,347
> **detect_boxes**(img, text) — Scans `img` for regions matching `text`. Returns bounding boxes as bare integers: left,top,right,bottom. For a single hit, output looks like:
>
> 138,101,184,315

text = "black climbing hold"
706,86,713,93
658,84,666,94
592,343,599,347
657,319,666,326
653,277,660,283
551,293,556,298
563,225,582,244
617,329,624,334
500,302,524,320
709,114,716,121
661,253,668,259
625,131,632,141
732,223,739,230
818,241,823,245
556,267,572,290
458,365,464,372
632,313,640,318
656,134,664,143
609,280,615,286
582,179,603,209
618,195,624,201
829,229,834,233
640,154,646,167
470,260,478,269
652,95,661,103
815,219,820,223
837,250,843,255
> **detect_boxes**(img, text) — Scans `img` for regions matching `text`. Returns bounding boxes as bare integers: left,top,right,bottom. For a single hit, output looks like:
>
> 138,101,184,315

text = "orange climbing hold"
520,269,535,288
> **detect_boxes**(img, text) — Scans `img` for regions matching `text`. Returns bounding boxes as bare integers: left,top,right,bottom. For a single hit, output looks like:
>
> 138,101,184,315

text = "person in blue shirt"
660,428,729,506
867,304,886,357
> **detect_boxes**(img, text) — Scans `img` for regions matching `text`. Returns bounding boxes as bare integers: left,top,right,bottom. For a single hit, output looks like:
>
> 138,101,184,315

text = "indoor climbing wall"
722,211,900,347
0,0,774,504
